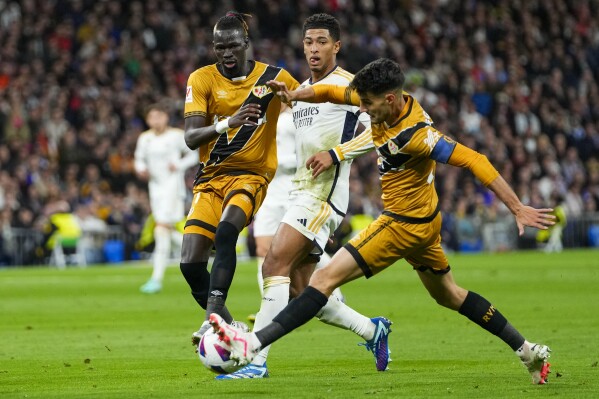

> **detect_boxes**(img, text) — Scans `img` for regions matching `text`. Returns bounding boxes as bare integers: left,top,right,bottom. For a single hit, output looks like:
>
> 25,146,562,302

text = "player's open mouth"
309,57,320,65
223,61,237,68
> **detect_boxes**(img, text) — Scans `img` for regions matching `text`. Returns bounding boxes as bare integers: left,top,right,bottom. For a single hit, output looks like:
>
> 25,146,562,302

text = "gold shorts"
345,212,449,278
184,174,268,240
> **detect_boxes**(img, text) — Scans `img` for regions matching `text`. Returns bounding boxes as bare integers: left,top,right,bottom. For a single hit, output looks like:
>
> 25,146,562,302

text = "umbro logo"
211,290,223,296
297,218,307,227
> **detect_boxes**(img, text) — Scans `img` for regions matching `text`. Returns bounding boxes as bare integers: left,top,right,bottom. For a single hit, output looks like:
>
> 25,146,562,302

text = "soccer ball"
197,329,242,374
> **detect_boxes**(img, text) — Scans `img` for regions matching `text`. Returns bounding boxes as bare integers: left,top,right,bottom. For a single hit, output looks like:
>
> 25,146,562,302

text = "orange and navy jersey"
320,87,499,219
184,61,299,184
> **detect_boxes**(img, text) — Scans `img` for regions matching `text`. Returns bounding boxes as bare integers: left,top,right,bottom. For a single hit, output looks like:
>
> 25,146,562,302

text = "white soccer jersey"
134,127,198,224
291,66,370,216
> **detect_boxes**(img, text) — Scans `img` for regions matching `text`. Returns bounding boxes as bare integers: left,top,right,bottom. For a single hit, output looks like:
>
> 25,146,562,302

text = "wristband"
215,118,230,134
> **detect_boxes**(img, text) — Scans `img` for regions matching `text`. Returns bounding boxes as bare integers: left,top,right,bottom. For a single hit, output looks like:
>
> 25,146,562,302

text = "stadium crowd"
0,0,598,264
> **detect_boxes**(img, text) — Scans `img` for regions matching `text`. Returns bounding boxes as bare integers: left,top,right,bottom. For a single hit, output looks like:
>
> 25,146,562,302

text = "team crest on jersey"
252,85,272,98
388,140,399,154
185,86,193,103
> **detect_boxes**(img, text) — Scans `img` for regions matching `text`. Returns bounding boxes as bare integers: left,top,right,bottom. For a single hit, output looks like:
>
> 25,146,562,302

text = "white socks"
316,292,375,341
151,225,171,282
251,276,290,365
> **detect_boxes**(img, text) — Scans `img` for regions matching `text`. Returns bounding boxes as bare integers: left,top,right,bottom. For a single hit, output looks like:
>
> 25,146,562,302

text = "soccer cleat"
192,320,249,347
139,279,162,294
231,320,250,333
209,313,258,366
359,316,392,371
215,363,269,380
518,343,551,384
191,321,211,347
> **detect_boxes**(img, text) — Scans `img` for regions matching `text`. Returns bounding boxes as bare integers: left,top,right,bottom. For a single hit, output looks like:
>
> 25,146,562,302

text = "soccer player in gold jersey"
210,58,556,385
179,11,299,342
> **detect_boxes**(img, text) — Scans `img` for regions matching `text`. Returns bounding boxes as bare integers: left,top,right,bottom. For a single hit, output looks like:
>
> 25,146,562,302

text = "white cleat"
209,313,258,366
518,343,551,384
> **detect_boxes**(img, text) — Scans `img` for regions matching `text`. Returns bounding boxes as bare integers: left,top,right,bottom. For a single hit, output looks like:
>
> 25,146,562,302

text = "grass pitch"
1,249,598,398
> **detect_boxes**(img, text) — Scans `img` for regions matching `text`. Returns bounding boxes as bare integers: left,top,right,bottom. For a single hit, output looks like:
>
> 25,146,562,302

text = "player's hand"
306,151,333,178
229,103,261,128
266,80,293,106
514,206,556,236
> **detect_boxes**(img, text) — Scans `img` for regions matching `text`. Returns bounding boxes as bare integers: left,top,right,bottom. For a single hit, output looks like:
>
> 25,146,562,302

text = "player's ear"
384,92,396,104
333,40,340,54
244,37,250,49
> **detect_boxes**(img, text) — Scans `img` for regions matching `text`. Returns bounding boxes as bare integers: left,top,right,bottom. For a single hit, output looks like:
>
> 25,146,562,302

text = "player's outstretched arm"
487,175,556,236
266,80,315,105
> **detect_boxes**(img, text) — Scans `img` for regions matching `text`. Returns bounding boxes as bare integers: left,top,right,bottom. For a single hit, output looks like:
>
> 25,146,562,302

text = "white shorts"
280,191,343,253
151,195,185,225
253,173,293,237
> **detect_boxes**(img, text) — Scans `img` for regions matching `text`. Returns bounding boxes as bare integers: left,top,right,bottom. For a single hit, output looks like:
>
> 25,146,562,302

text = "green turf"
1,249,598,398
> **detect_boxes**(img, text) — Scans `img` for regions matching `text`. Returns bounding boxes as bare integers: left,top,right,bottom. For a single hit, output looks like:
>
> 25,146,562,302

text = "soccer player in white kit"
252,105,296,292
252,105,344,298
217,14,392,380
135,103,198,294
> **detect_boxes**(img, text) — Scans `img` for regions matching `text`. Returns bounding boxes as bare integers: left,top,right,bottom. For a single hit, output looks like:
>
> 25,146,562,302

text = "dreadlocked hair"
303,13,340,41
215,11,251,38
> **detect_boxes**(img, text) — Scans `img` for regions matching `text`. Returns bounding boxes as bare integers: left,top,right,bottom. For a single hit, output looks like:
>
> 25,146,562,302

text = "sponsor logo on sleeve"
424,128,441,150
185,86,193,103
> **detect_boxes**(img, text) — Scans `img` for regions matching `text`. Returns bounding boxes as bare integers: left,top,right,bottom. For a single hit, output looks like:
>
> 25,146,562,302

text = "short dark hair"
215,11,251,38
351,58,405,96
303,13,340,41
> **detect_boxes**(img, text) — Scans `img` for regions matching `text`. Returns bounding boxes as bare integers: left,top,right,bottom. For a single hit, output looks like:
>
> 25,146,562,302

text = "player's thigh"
404,213,450,273
184,189,221,241
280,194,343,258
262,222,314,277
347,213,447,278
222,174,269,227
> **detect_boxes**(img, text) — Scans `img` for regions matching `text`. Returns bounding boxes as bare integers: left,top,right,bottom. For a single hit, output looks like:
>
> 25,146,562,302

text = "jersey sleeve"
446,143,500,186
312,85,360,106
277,68,300,91
328,126,375,164
405,127,500,186
184,71,210,119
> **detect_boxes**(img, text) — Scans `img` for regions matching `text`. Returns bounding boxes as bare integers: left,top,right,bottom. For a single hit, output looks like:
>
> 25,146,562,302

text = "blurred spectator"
0,0,597,263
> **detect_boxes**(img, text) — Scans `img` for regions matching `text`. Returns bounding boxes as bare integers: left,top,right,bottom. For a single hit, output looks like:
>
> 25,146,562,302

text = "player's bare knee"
180,234,211,263
261,250,292,277
430,287,466,310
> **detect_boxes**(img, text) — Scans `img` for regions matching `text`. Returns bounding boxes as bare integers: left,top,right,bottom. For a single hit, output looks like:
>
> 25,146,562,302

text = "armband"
215,118,230,134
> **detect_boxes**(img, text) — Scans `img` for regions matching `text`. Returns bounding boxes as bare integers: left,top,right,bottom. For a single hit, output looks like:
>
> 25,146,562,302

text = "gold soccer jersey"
184,61,299,184
316,86,500,220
